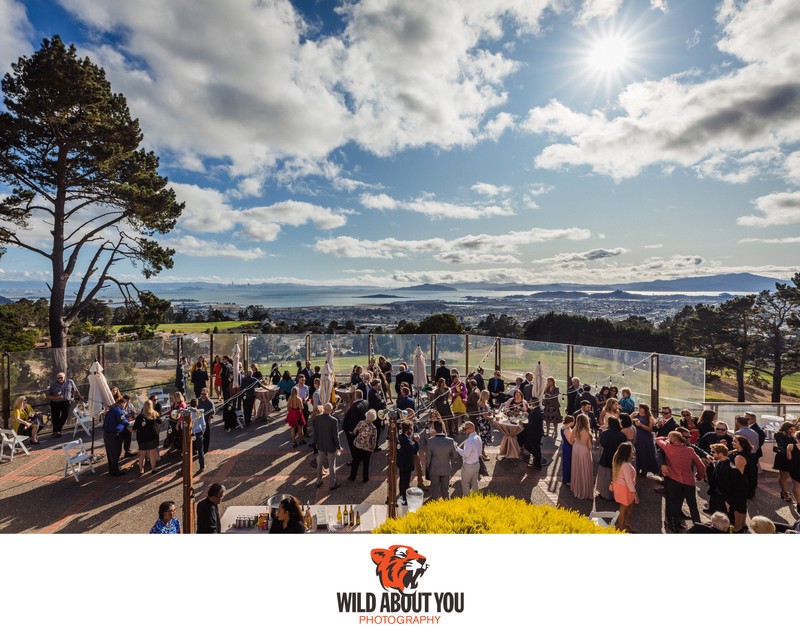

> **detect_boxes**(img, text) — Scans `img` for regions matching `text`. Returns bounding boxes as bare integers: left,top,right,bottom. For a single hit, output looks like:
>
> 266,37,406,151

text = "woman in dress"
541,376,562,436
612,442,638,532
570,413,594,501
397,420,419,505
449,373,468,435
696,409,717,438
269,497,306,534
350,365,363,386
726,440,751,532
633,403,658,476
679,409,700,443
211,355,223,401
596,386,610,409
133,399,161,475
190,356,209,399
378,356,393,404
149,501,181,534
349,409,378,482
560,415,575,486
285,387,306,448
617,388,636,414
774,421,797,502
596,416,626,501
598,397,620,430
785,431,800,513
432,378,453,434
503,389,529,419
166,391,186,451
477,389,493,460
11,396,43,444
731,435,756,502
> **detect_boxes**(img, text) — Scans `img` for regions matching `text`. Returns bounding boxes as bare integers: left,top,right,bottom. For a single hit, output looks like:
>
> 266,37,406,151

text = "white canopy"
413,346,427,389
87,361,115,418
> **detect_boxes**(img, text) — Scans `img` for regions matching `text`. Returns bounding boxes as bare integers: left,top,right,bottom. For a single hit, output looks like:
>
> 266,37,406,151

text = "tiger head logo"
370,545,429,593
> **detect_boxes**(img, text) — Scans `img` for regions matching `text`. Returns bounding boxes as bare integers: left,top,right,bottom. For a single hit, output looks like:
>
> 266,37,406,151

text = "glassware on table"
406,487,424,512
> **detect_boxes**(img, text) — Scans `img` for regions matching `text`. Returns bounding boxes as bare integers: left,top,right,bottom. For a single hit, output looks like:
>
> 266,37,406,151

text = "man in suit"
196,483,225,534
577,399,597,436
566,377,582,414
342,391,368,465
435,360,451,386
395,363,414,397
356,370,373,399
425,419,458,501
520,397,544,469
522,372,534,402
474,367,485,391
313,403,341,490
239,369,259,427
487,370,505,409
576,384,597,417
745,410,766,460
656,405,678,437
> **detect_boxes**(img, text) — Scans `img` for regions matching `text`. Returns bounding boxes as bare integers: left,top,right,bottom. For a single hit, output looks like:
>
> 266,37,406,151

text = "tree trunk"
772,349,782,403
735,364,745,403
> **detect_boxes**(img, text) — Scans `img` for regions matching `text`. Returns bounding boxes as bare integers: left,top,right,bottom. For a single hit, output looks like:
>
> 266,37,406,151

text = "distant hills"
0,272,787,301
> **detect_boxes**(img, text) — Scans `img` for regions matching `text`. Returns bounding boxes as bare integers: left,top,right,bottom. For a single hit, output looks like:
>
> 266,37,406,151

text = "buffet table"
221,503,403,534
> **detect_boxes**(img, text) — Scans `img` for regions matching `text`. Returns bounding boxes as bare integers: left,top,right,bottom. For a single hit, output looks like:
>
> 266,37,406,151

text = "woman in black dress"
133,399,161,475
786,430,800,513
269,497,306,534
774,421,797,502
596,416,626,501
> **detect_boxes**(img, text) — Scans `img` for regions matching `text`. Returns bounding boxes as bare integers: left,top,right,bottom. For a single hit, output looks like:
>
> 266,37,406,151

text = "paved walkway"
1,410,796,533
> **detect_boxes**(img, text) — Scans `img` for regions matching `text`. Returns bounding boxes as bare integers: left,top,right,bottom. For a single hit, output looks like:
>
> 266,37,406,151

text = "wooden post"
465,334,470,376
430,335,436,385
368,334,375,368
650,353,660,412
1,353,10,430
495,338,501,372
182,410,194,533
566,344,574,391
387,413,398,519
209,333,214,367
305,334,311,365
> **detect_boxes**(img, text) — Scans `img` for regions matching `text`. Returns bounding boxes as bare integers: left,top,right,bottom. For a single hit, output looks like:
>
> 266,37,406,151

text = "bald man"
314,403,342,490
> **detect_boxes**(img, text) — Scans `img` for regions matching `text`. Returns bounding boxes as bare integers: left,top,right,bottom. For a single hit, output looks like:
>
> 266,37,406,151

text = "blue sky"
1,0,799,288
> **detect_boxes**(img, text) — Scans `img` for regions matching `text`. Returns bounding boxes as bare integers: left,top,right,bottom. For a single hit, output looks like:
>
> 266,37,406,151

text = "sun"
587,35,631,74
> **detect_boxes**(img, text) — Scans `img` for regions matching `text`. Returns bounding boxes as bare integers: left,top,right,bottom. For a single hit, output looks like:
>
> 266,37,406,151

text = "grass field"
112,321,259,334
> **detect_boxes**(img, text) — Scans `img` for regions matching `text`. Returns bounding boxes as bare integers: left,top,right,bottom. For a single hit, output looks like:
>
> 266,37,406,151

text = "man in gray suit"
314,403,341,490
425,418,458,500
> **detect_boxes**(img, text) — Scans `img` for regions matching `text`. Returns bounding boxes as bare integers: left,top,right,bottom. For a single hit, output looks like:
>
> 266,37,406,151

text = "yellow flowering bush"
373,494,618,534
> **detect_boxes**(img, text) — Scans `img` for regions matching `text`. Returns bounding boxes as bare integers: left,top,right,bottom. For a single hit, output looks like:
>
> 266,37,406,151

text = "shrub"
373,494,619,534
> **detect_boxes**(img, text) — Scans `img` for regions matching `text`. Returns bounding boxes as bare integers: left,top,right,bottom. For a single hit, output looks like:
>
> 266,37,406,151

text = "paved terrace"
1,408,796,534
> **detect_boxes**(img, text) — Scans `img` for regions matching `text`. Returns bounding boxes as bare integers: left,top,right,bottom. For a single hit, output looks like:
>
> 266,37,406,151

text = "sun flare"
587,35,630,74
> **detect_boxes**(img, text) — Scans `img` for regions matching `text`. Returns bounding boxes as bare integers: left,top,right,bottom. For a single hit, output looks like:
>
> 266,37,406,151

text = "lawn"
113,321,259,334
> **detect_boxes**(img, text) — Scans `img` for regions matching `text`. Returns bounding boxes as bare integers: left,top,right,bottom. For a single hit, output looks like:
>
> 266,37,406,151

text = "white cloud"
736,191,800,227
361,191,515,219
56,0,556,184
523,0,800,182
644,243,664,249
531,247,629,264
360,193,399,211
694,149,783,184
170,182,349,240
650,0,668,13
0,0,32,73
313,226,591,260
573,0,624,26
739,236,800,244
686,28,701,49
162,235,267,261
471,182,513,197
785,151,800,184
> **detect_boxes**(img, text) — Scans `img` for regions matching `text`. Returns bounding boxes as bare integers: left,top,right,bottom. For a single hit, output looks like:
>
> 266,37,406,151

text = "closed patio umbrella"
232,342,241,389
413,346,427,390
533,361,546,402
319,362,334,405
87,361,115,455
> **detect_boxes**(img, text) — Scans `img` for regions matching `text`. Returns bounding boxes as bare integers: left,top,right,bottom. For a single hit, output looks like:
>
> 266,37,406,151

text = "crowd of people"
9,353,800,535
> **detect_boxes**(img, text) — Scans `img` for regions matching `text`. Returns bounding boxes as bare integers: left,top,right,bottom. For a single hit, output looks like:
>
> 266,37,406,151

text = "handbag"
478,458,489,478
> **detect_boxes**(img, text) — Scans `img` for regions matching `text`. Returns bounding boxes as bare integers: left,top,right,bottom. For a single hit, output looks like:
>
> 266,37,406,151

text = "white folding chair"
148,387,164,397
1,428,31,462
589,510,619,528
63,438,96,482
235,409,246,429
72,405,93,437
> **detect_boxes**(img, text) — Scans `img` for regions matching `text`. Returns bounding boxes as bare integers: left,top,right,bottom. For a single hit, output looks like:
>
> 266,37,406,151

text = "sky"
1,0,799,289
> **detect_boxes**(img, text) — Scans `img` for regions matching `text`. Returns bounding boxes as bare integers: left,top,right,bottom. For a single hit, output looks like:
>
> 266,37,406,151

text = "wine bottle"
336,505,343,523
355,510,361,526
342,507,349,527
304,503,312,530
349,505,355,524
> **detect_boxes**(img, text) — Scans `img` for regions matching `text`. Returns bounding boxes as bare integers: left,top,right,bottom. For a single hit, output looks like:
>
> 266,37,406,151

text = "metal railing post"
430,335,436,384
465,334,469,376
651,353,660,411
2,352,10,430
495,338,501,373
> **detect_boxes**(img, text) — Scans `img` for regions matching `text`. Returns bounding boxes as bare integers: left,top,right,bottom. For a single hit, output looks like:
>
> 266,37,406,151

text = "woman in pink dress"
612,442,638,532
570,413,594,500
